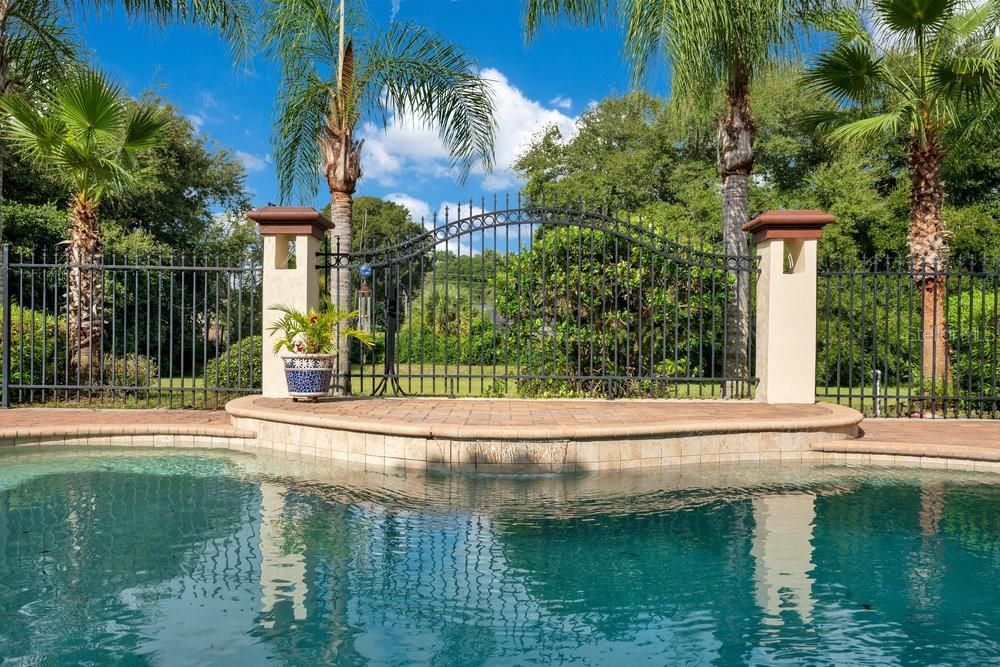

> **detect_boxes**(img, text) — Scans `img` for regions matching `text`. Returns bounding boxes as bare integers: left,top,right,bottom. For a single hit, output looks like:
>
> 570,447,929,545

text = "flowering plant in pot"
267,304,373,400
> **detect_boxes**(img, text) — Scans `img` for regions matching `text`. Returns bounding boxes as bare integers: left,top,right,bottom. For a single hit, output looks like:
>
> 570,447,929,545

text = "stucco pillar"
743,210,835,404
249,207,333,398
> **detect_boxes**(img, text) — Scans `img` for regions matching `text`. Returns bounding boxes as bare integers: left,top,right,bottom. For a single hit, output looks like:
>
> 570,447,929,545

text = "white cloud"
360,67,578,191
235,151,271,173
186,114,205,131
390,0,401,20
385,193,432,223
549,95,573,110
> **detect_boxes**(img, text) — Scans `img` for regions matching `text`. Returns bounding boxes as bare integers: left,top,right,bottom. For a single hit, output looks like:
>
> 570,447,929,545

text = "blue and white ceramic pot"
281,353,335,400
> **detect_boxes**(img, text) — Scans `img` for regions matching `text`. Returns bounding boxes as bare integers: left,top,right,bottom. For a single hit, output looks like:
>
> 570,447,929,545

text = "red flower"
309,315,318,324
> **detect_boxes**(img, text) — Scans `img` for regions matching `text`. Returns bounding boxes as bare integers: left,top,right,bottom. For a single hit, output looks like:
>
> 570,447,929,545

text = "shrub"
4,304,65,386
99,354,160,388
947,288,999,402
203,335,262,390
397,325,460,364
2,203,68,255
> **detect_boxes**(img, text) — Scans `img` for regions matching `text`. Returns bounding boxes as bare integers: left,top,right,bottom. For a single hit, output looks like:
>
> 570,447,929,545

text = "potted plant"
267,304,373,400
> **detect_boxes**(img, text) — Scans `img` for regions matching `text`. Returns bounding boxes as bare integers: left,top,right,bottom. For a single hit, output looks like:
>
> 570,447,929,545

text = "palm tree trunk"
322,123,362,395
908,134,949,394
718,81,754,398
67,194,103,369
0,0,10,246
328,193,354,395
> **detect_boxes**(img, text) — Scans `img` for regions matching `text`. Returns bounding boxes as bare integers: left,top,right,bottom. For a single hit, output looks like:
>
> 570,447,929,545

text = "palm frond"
931,53,1000,103
5,0,78,96
121,103,167,152
358,21,497,182
875,0,956,36
827,110,906,142
56,70,125,143
523,0,610,41
804,40,884,105
272,73,330,202
102,0,254,62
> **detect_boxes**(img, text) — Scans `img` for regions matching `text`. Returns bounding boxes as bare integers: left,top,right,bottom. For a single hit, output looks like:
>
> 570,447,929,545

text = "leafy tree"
804,0,1000,380
0,0,254,244
101,99,254,255
6,99,257,257
265,0,497,393
0,70,167,366
525,0,813,396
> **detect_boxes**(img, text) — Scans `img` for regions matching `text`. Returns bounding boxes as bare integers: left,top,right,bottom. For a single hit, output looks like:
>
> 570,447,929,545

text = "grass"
349,363,743,399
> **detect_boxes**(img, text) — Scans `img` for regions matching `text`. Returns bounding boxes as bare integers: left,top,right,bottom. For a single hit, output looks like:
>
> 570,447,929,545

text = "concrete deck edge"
224,396,863,441
0,424,256,441
813,439,1000,462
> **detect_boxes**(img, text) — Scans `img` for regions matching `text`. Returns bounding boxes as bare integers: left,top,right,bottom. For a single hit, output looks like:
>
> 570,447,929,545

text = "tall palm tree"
0,70,166,367
524,0,809,397
804,0,1000,384
265,0,497,394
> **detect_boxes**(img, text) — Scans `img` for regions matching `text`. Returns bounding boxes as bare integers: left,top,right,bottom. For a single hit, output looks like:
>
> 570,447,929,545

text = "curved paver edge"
225,396,862,441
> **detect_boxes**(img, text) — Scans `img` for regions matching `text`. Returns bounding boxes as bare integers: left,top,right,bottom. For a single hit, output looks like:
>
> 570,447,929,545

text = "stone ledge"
0,424,256,441
225,396,863,441
227,397,862,473
813,439,1000,462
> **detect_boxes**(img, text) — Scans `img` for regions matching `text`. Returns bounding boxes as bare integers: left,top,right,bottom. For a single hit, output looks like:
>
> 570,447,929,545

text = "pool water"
2,450,1000,665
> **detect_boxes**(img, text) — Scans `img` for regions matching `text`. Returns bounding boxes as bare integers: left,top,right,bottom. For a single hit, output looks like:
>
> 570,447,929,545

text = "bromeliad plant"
267,304,373,355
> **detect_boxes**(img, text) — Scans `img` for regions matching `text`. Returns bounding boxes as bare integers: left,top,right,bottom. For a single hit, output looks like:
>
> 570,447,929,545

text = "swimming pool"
2,448,999,665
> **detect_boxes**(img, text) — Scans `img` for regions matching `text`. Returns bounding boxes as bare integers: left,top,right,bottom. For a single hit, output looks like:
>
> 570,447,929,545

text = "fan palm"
0,0,253,243
804,0,1000,382
0,70,167,367
524,0,810,397
265,0,497,394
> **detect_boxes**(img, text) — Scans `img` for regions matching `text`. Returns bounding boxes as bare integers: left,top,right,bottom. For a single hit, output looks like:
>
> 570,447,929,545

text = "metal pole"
2,244,10,408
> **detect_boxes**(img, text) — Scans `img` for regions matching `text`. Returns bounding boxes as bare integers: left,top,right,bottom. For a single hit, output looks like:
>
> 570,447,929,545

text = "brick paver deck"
816,418,1000,462
0,408,251,439
5,401,1000,466
226,397,860,440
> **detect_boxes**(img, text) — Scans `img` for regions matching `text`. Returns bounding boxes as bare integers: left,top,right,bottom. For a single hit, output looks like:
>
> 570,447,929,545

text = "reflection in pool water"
2,449,1000,665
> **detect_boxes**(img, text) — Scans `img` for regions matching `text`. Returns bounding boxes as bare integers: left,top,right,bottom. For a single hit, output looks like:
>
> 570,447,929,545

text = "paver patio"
3,402,1000,465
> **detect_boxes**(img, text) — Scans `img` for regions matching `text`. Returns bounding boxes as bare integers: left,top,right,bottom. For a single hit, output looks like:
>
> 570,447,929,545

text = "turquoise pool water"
2,450,1000,665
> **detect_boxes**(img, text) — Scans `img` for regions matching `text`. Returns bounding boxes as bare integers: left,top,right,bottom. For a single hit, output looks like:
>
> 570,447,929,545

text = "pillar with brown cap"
248,207,333,398
743,210,835,404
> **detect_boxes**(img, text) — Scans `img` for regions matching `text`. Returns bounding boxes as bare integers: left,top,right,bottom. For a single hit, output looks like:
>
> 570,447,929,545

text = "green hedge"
99,354,160,389
203,335,262,390
4,304,65,386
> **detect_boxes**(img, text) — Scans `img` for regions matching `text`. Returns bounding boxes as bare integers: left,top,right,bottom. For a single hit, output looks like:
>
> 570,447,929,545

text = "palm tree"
0,0,253,244
804,0,1000,385
264,0,497,394
524,0,808,397
0,70,166,367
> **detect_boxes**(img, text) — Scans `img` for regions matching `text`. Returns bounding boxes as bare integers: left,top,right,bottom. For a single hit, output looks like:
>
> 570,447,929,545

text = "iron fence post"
2,244,10,408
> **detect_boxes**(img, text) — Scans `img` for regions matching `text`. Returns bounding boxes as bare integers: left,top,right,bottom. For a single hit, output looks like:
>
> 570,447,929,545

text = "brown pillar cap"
742,210,835,243
247,206,334,241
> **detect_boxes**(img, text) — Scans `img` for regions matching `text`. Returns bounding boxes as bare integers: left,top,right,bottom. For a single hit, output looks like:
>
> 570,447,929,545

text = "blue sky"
78,0,650,225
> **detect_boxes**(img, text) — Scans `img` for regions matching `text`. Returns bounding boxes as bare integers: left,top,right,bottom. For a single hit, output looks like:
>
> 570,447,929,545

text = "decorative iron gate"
319,201,757,398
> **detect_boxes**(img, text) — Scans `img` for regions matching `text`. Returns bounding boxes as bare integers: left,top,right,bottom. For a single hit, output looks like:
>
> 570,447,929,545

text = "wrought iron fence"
1,245,262,408
817,258,1000,418
320,199,758,399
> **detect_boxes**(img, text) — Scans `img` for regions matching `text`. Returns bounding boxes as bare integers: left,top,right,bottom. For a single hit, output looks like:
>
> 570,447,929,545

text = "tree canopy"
514,66,1000,266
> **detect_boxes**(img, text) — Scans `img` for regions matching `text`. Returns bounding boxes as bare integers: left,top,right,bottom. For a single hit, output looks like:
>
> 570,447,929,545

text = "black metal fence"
1,246,262,408
817,259,1000,418
321,200,758,399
